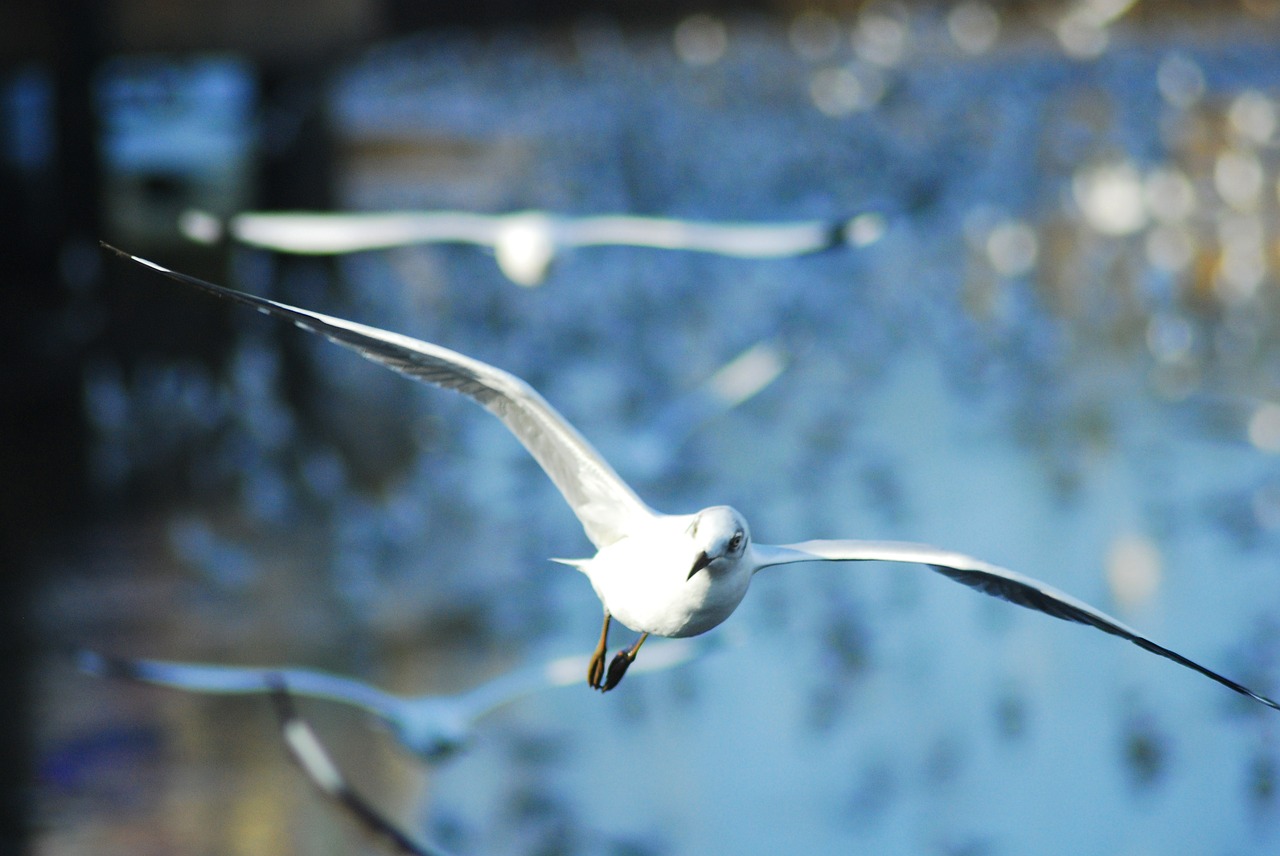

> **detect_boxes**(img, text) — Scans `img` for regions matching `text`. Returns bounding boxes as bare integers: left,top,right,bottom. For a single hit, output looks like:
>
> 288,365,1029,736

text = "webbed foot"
601,649,634,692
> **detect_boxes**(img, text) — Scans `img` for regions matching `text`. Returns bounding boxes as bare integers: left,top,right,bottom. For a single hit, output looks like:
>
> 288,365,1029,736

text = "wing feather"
752,539,1280,712
227,211,504,254
559,215,838,256
78,651,405,716
103,244,652,547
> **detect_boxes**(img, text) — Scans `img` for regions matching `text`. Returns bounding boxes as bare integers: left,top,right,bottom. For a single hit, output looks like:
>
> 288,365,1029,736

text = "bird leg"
602,632,650,692
588,613,612,690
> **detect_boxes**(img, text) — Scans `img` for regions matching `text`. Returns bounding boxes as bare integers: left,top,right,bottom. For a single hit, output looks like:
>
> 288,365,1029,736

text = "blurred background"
8,1,1280,854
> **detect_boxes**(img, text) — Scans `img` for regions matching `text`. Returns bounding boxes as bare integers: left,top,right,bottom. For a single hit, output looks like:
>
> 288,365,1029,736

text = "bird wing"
78,650,408,717
77,649,414,716
269,684,451,856
750,539,1280,712
103,244,654,548
557,215,840,257
224,211,504,253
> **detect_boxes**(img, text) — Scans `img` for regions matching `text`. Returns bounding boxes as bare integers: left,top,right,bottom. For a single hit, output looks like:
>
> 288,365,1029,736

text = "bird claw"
587,649,606,690
601,649,635,692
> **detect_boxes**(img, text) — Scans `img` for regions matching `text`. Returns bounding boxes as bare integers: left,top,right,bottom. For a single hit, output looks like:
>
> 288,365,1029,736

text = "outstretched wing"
78,651,406,717
223,211,505,254
102,243,653,548
751,539,1280,712
558,215,842,257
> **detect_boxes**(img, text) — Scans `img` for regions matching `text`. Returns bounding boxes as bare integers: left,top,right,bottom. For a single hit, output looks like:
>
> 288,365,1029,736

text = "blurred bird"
267,680,449,856
178,208,886,286
79,637,710,761
618,339,787,480
104,244,1280,711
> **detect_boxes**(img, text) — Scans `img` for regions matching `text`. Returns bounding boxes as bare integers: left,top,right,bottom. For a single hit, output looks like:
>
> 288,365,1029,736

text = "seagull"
178,208,887,286
77,637,710,761
103,243,1280,708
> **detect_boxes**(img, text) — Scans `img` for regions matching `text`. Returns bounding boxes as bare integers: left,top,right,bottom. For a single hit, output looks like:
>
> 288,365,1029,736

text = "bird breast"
583,521,750,638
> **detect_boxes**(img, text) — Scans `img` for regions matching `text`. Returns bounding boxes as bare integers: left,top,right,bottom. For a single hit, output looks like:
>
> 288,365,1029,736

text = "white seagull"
178,208,886,286
103,243,1280,708
77,638,710,761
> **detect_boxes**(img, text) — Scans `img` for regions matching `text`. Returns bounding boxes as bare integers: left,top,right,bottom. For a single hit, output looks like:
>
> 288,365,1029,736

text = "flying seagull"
102,243,1280,709
77,637,710,761
178,208,886,286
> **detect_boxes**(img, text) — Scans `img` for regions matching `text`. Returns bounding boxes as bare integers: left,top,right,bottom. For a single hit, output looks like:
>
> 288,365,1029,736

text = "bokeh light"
1105,532,1162,612
1073,160,1147,235
947,1,1001,56
674,14,729,66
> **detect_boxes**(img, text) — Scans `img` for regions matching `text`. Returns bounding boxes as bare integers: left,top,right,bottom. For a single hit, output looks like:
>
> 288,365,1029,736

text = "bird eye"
728,532,743,552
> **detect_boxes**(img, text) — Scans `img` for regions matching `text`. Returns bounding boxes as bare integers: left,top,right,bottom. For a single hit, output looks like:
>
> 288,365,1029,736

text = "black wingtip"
99,241,256,307
266,673,295,722
268,676,449,856
76,649,145,682
1254,691,1280,713
820,220,848,252
820,214,883,252
925,563,1280,715
1221,677,1280,713
1127,637,1280,715
99,240,131,260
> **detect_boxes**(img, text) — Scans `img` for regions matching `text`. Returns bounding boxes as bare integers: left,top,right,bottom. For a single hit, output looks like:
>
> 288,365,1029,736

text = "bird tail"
550,557,591,574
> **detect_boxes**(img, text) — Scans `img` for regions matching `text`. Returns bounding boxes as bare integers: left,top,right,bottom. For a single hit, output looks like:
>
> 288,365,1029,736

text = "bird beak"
687,551,712,580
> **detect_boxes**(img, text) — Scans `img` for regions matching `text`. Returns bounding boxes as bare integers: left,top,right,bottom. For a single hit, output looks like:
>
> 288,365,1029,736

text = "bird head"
686,506,750,579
